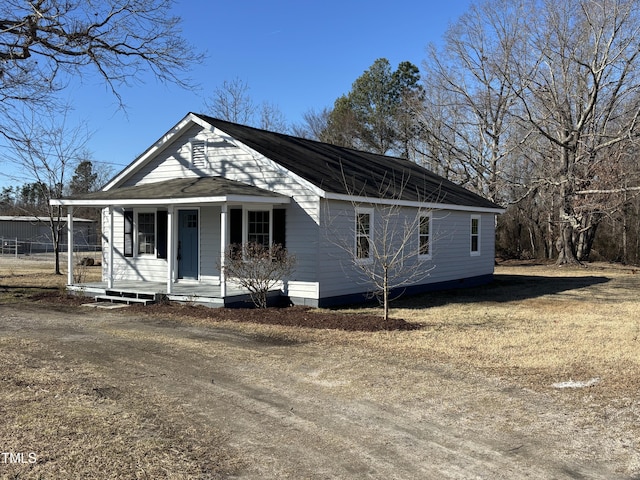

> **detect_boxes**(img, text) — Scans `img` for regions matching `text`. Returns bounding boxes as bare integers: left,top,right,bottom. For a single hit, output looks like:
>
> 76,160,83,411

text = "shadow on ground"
395,273,611,310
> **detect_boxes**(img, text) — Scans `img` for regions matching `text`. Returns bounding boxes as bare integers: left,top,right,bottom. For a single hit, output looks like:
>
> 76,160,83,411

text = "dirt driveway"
0,302,635,479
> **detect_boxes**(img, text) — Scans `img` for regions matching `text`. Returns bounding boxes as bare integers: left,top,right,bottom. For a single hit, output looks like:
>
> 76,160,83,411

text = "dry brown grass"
2,257,640,476
0,338,239,479
320,262,640,405
4,254,639,403
0,254,101,303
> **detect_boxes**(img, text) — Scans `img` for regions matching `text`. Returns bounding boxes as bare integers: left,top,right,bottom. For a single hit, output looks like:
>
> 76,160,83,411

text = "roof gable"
104,113,212,191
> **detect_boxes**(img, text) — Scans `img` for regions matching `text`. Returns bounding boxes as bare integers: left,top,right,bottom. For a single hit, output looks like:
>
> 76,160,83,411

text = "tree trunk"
54,240,61,275
575,214,600,262
383,267,389,322
547,208,554,260
52,227,62,275
556,146,580,266
555,223,580,265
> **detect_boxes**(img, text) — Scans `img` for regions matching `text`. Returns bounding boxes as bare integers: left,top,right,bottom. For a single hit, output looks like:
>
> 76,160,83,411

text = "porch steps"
95,289,159,306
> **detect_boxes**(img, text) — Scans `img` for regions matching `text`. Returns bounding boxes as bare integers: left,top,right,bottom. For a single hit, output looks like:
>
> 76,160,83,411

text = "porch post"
67,206,74,285
220,204,227,297
107,206,114,289
167,205,174,294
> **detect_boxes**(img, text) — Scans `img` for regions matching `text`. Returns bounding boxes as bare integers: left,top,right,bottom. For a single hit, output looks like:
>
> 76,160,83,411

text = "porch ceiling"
50,177,290,207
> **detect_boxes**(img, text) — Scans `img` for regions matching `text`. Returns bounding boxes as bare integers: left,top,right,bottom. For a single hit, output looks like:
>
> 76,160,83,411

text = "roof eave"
50,195,290,207
324,193,505,214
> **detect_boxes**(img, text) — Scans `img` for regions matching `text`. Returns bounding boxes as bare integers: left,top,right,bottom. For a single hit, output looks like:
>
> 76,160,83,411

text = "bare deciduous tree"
507,0,640,264
0,0,201,134
205,77,256,125
205,77,289,133
291,107,332,140
1,107,92,274
324,171,436,320
422,0,531,204
418,0,640,265
258,102,288,133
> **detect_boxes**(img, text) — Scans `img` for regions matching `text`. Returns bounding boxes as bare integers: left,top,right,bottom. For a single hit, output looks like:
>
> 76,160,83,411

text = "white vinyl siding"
119,125,321,285
103,208,167,282
318,203,495,299
101,120,496,305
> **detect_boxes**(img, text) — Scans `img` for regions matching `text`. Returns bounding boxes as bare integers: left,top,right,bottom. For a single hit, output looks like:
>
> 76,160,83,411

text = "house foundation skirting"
315,274,495,308
67,274,495,309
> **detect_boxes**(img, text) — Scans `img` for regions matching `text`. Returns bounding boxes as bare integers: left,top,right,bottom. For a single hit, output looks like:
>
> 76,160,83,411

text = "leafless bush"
222,243,296,308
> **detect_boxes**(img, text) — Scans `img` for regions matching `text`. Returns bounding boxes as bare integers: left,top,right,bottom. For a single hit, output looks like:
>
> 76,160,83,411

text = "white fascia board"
324,193,505,214
103,113,201,191
225,195,290,204
50,195,290,207
210,126,327,198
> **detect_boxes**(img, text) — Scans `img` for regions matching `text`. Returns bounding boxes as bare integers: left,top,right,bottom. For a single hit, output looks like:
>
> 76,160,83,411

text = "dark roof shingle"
70,177,286,202
196,113,500,210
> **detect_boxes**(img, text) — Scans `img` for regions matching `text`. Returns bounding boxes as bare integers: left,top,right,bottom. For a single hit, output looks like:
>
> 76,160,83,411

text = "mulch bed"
136,303,422,332
28,291,420,332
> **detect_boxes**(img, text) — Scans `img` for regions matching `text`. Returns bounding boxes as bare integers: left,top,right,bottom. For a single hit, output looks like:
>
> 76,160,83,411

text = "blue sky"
2,0,473,188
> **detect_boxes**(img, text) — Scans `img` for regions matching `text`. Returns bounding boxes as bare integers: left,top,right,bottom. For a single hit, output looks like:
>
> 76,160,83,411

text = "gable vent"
190,139,208,169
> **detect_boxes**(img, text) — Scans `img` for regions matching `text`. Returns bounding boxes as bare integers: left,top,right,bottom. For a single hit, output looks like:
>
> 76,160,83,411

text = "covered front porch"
69,280,285,307
52,177,290,306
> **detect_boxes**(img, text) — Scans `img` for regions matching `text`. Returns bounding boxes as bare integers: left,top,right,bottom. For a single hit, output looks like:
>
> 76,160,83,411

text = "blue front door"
178,209,198,279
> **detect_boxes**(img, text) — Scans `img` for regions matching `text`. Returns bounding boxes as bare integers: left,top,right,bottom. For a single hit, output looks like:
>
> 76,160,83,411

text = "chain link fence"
1,237,102,257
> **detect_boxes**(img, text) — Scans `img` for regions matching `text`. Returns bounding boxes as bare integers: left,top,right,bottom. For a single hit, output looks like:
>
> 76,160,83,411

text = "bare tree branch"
0,105,92,274
0,0,203,124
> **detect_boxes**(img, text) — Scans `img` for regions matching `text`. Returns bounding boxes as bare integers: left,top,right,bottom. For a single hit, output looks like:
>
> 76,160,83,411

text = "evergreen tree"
324,58,423,157
69,161,98,196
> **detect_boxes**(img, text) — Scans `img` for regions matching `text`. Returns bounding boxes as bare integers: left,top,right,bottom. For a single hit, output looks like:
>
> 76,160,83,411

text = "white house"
51,113,503,307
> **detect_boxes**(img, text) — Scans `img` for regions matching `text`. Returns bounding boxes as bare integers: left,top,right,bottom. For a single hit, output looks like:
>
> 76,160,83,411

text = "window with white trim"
419,213,432,259
248,210,270,247
355,208,373,263
470,215,480,255
137,212,156,255
123,209,167,258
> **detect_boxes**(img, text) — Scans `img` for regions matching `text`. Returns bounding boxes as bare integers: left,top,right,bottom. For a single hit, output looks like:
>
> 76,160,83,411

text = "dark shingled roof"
72,177,286,201
195,113,501,210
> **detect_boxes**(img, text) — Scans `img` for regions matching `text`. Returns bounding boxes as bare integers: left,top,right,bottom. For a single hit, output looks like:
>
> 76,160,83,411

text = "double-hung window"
355,208,373,263
123,209,167,259
419,214,432,259
470,215,481,255
248,210,270,247
229,208,286,254
137,212,156,255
